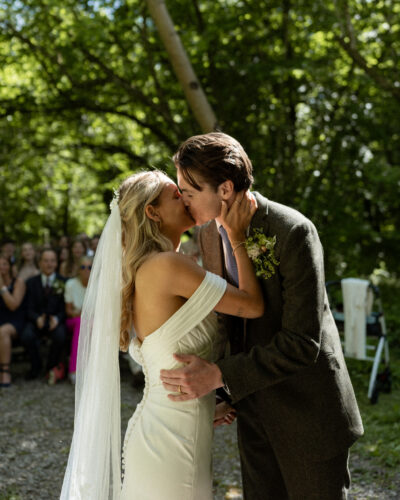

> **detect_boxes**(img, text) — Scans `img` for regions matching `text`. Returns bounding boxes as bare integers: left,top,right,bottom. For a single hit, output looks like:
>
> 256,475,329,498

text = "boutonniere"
52,279,65,295
245,228,279,280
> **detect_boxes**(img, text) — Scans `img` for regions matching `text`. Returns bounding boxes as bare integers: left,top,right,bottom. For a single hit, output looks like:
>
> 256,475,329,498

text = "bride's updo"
118,170,174,351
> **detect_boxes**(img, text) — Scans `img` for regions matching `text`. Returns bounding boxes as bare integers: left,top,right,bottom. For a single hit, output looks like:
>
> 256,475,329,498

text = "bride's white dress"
120,272,227,500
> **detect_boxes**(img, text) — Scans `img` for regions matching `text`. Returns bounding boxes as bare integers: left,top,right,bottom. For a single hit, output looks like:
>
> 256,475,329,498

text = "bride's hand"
213,401,237,428
220,191,257,244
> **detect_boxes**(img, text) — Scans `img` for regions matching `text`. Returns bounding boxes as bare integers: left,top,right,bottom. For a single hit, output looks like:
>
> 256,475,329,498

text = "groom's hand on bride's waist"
160,353,223,401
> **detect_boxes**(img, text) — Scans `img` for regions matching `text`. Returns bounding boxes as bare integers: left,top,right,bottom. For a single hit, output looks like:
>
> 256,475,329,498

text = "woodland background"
1,2,400,496
1,0,399,280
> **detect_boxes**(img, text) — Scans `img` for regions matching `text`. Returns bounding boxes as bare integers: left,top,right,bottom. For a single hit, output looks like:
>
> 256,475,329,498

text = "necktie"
218,225,239,286
45,277,51,295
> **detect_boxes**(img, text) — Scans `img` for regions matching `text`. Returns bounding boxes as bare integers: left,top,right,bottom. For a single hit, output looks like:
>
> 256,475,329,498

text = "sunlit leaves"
0,0,399,277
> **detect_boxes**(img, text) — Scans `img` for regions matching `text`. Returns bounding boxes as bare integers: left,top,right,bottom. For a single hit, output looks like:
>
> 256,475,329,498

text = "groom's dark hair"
173,132,253,192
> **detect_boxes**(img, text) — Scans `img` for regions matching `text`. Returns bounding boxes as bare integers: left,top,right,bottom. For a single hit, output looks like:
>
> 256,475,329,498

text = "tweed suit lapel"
250,192,269,235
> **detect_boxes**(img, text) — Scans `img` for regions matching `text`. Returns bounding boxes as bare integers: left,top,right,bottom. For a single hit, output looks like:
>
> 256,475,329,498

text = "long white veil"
60,200,122,500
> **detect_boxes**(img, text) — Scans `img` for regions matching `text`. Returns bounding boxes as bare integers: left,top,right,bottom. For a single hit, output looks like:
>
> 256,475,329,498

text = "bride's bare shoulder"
136,251,196,281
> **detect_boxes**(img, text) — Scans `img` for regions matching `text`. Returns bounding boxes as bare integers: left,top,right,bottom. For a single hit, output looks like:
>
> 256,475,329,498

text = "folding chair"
326,278,391,404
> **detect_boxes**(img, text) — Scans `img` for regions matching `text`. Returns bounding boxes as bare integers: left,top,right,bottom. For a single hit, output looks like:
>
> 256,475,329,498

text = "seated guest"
59,238,87,278
57,246,69,274
20,249,67,384
64,256,92,384
0,256,26,387
17,242,40,282
1,239,17,265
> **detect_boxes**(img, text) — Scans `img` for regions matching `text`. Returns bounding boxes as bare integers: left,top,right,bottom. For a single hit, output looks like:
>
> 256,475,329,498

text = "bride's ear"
217,180,234,200
145,204,161,223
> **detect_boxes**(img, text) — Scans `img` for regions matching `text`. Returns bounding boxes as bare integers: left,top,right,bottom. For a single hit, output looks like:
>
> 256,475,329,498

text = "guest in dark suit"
161,133,364,500
21,249,67,383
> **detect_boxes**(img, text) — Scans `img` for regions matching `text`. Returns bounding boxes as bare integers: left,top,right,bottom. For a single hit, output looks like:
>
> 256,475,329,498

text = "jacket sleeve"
216,220,326,404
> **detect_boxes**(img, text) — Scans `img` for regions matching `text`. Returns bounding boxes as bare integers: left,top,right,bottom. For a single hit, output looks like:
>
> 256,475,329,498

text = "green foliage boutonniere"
245,228,279,280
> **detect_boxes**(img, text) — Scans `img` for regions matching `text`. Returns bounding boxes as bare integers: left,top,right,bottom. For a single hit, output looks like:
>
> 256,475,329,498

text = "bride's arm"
156,193,263,319
213,192,264,318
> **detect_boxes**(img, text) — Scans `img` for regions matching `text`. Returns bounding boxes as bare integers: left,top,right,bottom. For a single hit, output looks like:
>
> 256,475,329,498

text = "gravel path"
0,359,397,499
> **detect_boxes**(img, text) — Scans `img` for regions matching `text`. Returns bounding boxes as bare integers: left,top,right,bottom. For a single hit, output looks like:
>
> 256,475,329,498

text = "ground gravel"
0,359,397,499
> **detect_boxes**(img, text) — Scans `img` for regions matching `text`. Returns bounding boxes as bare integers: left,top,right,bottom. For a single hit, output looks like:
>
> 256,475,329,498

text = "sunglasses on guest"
80,265,92,270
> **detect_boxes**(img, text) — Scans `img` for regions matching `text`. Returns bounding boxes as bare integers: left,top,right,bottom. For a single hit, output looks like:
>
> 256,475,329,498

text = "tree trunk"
146,0,218,133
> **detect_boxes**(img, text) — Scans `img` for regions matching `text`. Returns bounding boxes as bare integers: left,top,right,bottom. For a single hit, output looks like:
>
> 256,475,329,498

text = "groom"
160,132,363,499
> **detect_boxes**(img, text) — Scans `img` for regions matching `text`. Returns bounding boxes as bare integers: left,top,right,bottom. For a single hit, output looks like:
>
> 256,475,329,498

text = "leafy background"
0,0,400,494
1,0,399,278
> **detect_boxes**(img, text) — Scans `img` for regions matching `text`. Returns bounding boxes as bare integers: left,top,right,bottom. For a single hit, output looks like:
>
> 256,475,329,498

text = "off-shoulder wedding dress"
120,271,227,500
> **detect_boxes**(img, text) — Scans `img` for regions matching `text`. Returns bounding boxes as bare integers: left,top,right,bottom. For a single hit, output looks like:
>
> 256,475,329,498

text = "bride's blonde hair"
118,170,174,351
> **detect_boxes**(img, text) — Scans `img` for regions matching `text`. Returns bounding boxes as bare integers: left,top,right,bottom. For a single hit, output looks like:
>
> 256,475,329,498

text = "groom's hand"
160,353,223,401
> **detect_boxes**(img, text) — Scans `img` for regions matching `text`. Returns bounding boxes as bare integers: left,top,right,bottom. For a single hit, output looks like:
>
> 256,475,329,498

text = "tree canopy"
1,0,399,277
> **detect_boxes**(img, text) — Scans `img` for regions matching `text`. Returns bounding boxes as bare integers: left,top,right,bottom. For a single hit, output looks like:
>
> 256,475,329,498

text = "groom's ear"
145,204,161,223
217,180,235,200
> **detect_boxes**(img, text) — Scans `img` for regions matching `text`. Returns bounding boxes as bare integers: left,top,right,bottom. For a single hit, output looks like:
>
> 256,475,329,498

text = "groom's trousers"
236,402,351,500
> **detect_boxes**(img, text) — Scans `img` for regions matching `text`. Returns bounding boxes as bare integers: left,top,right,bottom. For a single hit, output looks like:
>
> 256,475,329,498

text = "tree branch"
334,0,400,101
336,36,400,101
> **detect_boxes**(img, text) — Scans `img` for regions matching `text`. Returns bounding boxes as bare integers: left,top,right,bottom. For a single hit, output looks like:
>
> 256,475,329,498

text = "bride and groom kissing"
60,132,363,500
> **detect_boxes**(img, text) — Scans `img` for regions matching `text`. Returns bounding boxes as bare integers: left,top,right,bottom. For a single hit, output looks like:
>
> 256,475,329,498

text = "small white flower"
109,189,120,212
245,228,279,280
247,244,262,260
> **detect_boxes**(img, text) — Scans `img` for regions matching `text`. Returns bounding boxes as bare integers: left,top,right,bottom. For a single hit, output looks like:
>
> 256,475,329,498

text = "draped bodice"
128,272,227,388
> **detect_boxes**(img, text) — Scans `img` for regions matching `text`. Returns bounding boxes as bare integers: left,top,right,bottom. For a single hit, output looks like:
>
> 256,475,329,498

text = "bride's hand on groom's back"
213,401,236,428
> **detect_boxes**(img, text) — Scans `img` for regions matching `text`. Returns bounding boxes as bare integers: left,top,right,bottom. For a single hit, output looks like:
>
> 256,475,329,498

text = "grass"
346,351,400,489
0,490,22,500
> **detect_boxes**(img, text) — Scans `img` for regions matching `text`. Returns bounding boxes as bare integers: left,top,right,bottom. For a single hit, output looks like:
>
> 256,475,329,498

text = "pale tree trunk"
146,0,218,133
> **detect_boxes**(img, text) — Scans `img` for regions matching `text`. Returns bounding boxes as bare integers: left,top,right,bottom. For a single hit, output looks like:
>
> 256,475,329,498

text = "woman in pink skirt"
64,256,92,383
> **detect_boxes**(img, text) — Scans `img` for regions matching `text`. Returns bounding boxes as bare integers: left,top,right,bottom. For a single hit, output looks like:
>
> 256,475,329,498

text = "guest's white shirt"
64,277,86,311
41,272,56,288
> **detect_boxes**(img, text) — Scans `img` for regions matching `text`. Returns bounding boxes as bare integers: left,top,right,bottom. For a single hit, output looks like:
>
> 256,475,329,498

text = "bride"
60,170,263,500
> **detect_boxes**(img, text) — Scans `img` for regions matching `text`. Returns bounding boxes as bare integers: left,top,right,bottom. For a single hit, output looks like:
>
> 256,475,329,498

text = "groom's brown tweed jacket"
199,192,363,462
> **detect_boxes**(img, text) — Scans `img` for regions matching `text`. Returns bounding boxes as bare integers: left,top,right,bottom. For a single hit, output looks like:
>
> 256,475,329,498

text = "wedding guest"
1,238,18,277
57,246,69,275
17,242,40,282
0,255,27,387
58,235,69,249
59,238,87,278
1,239,17,265
64,256,92,384
20,249,67,384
